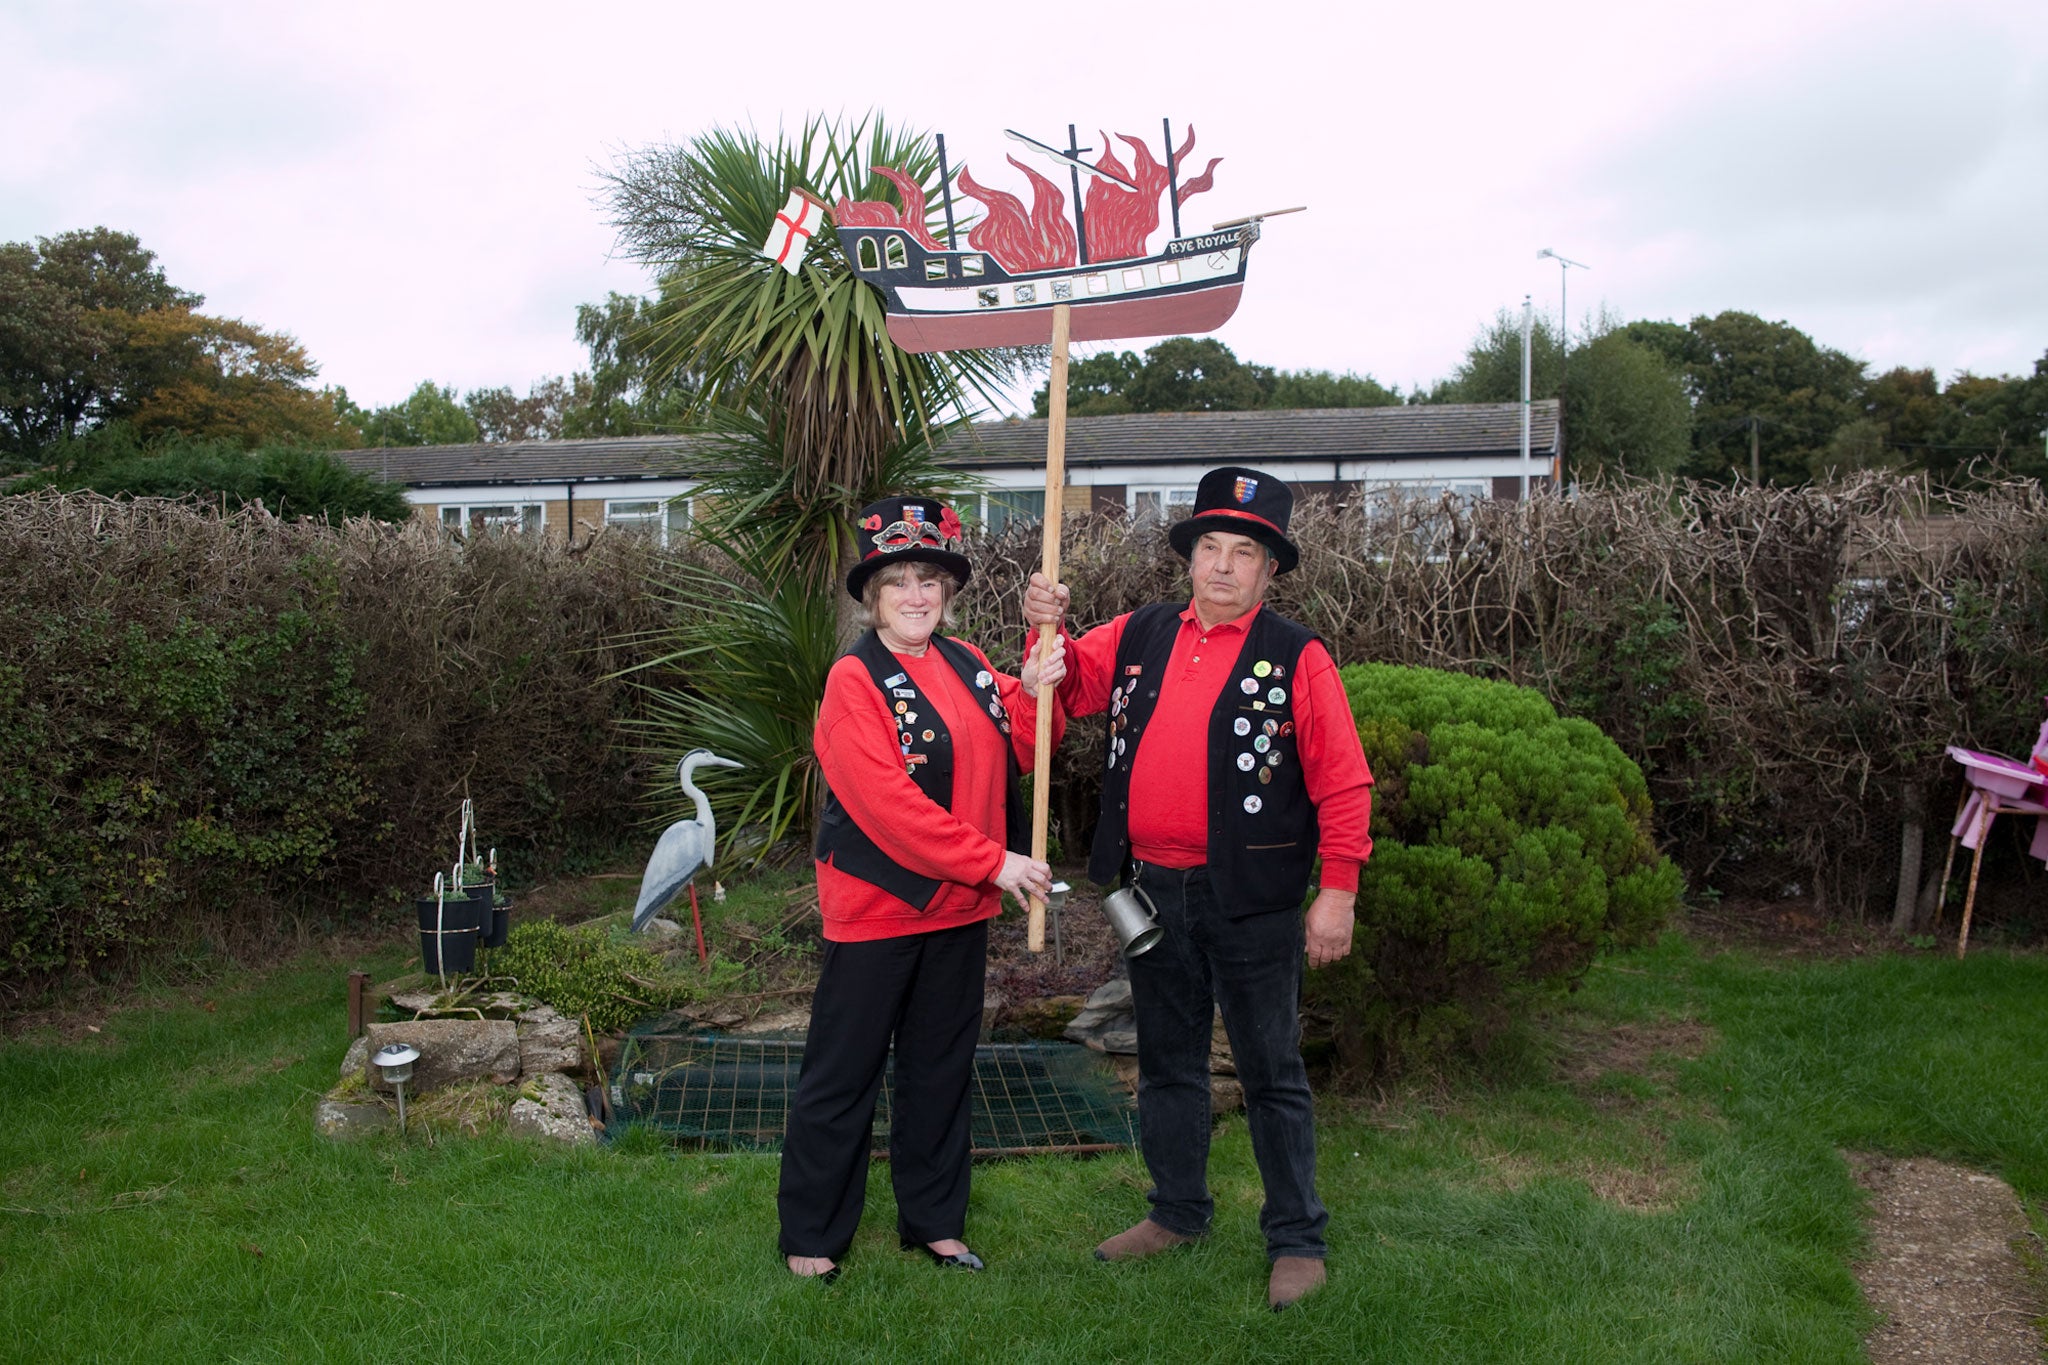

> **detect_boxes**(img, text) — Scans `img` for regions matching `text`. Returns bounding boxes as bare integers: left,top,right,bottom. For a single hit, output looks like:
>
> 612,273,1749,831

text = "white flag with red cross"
760,189,826,274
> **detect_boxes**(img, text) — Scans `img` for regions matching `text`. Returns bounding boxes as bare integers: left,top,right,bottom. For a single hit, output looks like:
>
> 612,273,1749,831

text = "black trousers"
776,918,987,1260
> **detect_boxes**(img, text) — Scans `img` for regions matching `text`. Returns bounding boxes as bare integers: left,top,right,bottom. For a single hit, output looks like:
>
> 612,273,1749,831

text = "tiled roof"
337,402,1559,488
933,402,1560,468
336,434,702,487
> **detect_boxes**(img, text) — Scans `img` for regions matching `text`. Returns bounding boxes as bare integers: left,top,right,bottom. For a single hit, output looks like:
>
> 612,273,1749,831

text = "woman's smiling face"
875,564,948,653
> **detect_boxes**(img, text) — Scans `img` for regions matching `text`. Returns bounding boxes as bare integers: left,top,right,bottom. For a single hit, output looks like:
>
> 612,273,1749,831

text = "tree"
124,310,356,448
464,375,592,443
345,381,482,447
1560,330,1693,480
559,292,697,436
1121,336,1271,412
0,228,202,459
1268,368,1402,409
1,228,356,463
1029,337,1402,416
1415,309,1565,406
1928,355,2048,485
599,114,1027,590
1675,311,1866,484
10,423,410,522
1038,350,1142,417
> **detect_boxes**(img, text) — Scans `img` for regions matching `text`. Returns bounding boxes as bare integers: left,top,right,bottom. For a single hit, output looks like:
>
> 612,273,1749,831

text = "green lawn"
4,930,2045,1363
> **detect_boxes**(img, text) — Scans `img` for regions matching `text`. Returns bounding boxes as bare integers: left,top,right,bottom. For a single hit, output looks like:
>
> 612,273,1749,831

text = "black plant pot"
474,881,510,949
416,889,480,974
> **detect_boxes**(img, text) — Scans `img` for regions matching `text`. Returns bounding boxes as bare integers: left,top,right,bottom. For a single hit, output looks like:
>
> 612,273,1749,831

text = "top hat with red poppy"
1166,466,1301,574
844,496,973,599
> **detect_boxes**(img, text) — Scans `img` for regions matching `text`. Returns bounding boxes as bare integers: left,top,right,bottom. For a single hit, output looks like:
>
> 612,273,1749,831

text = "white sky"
5,0,2043,414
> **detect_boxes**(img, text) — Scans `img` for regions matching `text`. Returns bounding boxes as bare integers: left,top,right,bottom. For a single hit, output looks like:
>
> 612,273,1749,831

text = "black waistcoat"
1088,602,1321,917
813,630,1026,910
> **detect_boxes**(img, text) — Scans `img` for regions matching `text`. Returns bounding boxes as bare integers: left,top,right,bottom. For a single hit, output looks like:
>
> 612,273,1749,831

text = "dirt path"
1850,1153,2044,1364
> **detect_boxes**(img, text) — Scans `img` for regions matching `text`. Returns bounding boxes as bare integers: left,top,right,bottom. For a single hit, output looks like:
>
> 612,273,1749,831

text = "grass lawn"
4,927,2046,1363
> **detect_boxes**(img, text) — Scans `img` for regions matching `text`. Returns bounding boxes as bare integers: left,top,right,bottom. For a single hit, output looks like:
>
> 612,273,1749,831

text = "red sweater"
812,638,1060,942
1038,602,1373,891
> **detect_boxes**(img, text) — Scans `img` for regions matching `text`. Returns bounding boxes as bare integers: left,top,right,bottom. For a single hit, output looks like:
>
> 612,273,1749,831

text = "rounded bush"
1306,663,1684,1074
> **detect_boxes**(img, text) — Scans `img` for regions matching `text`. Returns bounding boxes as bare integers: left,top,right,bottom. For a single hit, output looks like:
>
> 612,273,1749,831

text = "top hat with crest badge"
1165,466,1301,574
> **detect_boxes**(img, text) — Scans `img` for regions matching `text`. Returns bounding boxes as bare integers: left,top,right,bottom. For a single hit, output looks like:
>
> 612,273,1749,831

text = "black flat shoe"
786,1257,841,1283
901,1239,984,1271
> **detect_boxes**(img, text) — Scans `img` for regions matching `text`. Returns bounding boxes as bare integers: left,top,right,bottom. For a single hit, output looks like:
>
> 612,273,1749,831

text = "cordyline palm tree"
603,114,1034,859
600,113,1031,592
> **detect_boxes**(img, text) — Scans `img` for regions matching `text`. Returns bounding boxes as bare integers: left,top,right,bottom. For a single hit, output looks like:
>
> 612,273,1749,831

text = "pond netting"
607,1029,1137,1156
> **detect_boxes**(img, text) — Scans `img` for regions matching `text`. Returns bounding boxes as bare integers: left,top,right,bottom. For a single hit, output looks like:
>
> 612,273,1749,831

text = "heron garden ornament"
633,749,745,961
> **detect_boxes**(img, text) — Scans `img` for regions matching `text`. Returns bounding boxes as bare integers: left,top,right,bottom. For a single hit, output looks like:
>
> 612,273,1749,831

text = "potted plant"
416,869,480,977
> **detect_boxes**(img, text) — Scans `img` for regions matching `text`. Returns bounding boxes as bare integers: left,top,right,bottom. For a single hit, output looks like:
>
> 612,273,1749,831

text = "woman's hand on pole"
1020,635,1067,691
1024,572,1070,631
995,851,1053,904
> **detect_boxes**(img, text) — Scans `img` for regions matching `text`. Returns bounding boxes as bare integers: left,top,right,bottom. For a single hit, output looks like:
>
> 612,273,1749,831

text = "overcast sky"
5,0,2043,415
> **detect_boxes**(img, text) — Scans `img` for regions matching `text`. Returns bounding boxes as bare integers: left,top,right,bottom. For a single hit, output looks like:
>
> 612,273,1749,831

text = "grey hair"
861,560,961,629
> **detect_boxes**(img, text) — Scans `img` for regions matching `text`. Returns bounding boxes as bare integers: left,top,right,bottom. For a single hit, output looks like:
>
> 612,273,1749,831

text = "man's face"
1188,530,1275,625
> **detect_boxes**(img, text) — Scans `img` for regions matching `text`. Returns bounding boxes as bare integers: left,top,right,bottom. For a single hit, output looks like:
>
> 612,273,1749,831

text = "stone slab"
517,1005,583,1075
315,1097,395,1139
363,1019,520,1093
507,1071,596,1145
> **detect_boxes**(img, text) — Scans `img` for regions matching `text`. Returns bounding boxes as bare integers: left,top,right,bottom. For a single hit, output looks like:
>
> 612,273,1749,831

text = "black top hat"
844,496,974,599
1166,466,1300,574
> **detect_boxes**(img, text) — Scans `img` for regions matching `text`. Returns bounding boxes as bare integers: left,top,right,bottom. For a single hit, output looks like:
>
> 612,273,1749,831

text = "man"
1024,465,1373,1311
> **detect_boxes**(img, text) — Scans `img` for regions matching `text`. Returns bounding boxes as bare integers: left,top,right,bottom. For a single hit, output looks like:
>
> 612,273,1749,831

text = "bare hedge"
0,493,669,994
954,474,2048,924
6,474,2044,996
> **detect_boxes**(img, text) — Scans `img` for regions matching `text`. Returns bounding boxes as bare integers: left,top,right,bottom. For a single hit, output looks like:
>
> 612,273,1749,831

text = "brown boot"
1268,1256,1327,1310
1093,1218,1198,1262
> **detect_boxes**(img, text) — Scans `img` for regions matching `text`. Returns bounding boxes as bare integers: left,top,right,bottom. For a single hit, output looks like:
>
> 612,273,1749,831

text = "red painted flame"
832,166,943,251
957,156,1078,273
1170,125,1221,209
1083,132,1172,261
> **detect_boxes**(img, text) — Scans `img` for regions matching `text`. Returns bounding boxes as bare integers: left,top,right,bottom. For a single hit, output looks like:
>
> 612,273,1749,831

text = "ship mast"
1062,125,1090,266
1163,118,1182,239
936,134,958,249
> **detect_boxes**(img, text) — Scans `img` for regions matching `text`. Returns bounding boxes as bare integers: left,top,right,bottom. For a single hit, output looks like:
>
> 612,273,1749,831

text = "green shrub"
489,919,683,1034
0,493,672,996
1305,663,1684,1075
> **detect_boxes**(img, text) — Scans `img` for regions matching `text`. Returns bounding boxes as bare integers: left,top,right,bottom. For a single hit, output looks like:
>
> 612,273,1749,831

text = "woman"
778,496,1065,1281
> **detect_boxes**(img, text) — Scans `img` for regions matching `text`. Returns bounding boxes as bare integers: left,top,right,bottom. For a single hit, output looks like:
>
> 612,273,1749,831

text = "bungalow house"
335,401,1560,544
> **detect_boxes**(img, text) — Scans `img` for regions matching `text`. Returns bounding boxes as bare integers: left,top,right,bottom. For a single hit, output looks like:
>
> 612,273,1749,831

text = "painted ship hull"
835,224,1250,354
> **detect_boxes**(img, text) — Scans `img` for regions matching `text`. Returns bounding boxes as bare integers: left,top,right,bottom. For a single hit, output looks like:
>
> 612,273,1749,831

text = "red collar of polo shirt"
1180,600,1265,633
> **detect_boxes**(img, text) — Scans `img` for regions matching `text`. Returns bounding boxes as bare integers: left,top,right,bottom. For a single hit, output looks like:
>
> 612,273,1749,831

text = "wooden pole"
1027,302,1072,953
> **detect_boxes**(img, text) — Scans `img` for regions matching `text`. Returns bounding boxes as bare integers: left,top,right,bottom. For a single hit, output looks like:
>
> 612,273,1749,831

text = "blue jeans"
1126,861,1327,1261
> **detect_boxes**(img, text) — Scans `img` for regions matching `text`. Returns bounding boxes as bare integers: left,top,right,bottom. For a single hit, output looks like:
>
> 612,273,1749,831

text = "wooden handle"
1027,302,1072,953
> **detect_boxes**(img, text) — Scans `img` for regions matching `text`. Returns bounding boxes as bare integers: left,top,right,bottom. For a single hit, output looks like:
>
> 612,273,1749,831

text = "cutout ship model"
833,122,1296,354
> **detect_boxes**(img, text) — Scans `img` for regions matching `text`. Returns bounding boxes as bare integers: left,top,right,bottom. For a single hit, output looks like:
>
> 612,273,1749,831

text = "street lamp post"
1535,248,1589,378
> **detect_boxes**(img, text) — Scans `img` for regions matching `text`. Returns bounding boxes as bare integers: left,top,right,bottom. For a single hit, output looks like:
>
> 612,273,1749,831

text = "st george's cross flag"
760,190,827,274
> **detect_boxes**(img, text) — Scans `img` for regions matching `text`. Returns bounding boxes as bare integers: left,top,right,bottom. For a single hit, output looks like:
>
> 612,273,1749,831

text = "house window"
857,237,880,272
1086,274,1109,294
884,236,908,269
440,503,543,535
1129,486,1198,525
1157,261,1181,284
961,255,985,276
981,489,1045,532
1368,481,1488,506
925,258,949,279
1051,279,1073,300
1014,283,1036,304
604,497,691,547
1122,268,1146,290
